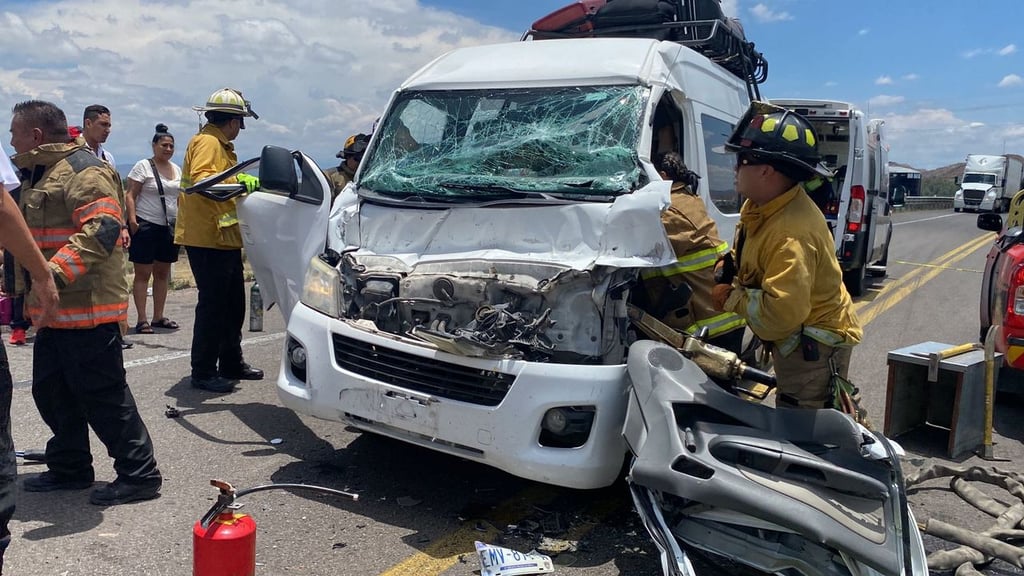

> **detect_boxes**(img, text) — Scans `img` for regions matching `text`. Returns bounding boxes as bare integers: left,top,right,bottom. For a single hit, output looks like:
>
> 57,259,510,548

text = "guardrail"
894,196,954,211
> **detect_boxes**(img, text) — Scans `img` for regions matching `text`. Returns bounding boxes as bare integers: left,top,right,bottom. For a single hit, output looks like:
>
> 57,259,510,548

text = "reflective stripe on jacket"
723,183,862,356
642,183,744,338
12,143,128,329
175,124,242,249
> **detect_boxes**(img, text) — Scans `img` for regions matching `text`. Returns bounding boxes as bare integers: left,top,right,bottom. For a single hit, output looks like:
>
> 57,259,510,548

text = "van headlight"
301,255,341,317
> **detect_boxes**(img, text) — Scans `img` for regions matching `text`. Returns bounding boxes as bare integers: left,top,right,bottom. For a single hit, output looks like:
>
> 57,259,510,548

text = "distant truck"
769,99,892,296
888,164,921,207
954,154,1024,213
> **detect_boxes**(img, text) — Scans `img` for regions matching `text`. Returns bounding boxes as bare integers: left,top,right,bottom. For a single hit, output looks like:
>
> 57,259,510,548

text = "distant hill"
892,161,963,197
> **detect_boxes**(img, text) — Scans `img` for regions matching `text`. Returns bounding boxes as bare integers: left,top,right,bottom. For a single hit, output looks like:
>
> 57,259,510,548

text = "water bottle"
249,282,264,332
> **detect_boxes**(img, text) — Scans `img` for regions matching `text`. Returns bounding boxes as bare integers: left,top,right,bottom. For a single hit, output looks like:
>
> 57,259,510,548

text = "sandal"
135,321,154,334
152,318,179,330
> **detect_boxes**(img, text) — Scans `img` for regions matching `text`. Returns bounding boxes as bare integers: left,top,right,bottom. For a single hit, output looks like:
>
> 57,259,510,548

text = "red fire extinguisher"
193,479,358,576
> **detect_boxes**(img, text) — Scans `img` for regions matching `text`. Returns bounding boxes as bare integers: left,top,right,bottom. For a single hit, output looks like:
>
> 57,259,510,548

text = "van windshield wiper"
438,182,561,201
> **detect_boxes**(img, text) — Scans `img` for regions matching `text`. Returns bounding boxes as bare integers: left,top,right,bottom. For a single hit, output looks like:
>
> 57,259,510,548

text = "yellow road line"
890,260,982,274
380,484,558,576
380,484,627,576
852,233,993,316
857,233,994,327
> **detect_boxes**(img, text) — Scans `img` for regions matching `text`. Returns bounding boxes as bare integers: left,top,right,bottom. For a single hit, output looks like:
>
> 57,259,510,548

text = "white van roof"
400,38,747,101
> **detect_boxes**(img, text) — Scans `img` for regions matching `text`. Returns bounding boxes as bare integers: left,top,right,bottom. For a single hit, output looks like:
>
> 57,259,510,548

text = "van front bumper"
276,303,630,489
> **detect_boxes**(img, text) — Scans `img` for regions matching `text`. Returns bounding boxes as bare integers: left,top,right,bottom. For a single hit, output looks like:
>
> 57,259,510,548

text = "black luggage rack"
524,19,768,101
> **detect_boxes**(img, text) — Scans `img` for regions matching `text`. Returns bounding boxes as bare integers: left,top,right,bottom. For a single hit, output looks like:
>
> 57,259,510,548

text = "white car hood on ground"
332,180,675,271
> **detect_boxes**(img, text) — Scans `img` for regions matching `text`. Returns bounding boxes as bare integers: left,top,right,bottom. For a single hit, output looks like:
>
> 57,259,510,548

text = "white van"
233,30,758,489
769,99,893,296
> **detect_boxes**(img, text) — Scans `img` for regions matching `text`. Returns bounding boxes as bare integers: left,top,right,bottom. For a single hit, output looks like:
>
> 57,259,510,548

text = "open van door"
236,145,332,324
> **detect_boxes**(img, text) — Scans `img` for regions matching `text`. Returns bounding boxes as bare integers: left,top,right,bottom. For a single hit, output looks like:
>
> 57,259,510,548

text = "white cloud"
903,73,920,81
858,29,870,36
880,108,1024,169
965,45,1018,58
720,0,739,18
875,75,894,85
749,3,793,23
869,95,905,108
999,74,1023,88
0,0,515,167
824,80,839,87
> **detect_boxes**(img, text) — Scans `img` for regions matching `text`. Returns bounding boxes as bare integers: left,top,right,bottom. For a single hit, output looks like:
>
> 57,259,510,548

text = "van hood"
333,180,676,271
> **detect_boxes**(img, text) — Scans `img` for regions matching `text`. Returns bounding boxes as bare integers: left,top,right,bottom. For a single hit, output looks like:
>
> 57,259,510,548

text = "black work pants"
32,323,160,483
0,341,15,573
186,246,246,379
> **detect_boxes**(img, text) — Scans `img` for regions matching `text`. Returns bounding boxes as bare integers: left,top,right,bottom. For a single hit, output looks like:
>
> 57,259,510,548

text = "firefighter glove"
714,253,737,284
711,283,733,311
237,173,260,193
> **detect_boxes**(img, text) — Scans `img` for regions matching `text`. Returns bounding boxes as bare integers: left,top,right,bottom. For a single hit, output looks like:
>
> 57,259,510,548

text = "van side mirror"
977,213,1003,232
258,145,298,195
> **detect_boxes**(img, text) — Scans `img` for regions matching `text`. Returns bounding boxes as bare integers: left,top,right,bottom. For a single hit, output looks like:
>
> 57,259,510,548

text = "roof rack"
523,6,767,101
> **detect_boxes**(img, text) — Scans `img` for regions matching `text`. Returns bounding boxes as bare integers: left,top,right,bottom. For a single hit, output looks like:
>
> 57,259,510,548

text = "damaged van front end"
238,38,750,489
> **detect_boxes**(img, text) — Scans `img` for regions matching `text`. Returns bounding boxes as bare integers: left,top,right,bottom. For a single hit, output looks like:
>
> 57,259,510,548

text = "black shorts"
129,218,180,264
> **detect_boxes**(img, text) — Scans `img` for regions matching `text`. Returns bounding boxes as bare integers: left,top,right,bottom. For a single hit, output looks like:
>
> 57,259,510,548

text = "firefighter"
9,100,163,505
640,152,745,354
711,101,863,411
325,133,369,200
176,88,263,393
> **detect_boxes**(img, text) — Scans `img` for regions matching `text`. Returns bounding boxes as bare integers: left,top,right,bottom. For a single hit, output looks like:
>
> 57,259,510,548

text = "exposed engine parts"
338,254,623,361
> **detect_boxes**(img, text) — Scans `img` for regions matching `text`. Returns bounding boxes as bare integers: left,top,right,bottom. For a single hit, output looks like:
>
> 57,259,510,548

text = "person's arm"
50,167,124,289
125,178,143,234
724,236,814,342
0,185,59,327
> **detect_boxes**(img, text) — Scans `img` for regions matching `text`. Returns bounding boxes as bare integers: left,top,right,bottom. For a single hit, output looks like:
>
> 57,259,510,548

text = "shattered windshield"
359,85,648,200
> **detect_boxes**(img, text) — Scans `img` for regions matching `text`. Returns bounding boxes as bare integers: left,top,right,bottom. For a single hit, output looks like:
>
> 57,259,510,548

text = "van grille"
331,334,514,406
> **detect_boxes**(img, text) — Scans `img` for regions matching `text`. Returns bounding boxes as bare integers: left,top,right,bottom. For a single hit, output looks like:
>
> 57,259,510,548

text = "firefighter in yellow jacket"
641,152,745,354
712,102,863,411
9,100,162,505
176,88,264,393
324,133,369,200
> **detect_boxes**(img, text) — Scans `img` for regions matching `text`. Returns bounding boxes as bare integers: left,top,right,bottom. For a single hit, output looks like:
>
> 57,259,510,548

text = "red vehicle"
978,206,1024,368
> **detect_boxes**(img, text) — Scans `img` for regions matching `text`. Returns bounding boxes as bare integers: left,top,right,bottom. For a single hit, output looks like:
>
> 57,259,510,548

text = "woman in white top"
126,124,182,334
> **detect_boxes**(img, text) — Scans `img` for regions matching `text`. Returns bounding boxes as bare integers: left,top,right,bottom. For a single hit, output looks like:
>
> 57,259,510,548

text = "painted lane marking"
893,213,959,226
852,233,994,316
857,234,994,327
13,332,286,389
379,484,560,576
890,260,982,274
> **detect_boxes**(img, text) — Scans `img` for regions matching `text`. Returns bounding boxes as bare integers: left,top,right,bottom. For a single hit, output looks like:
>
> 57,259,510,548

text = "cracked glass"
359,85,648,200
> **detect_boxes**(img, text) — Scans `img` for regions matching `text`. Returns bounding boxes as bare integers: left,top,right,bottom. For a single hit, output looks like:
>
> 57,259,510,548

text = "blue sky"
2,0,1021,171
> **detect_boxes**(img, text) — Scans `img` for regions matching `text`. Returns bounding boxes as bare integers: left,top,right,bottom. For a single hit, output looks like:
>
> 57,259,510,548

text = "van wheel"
844,266,867,297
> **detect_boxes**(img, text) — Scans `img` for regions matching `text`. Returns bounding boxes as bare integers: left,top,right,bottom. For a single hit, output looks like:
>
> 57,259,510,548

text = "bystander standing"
9,100,162,506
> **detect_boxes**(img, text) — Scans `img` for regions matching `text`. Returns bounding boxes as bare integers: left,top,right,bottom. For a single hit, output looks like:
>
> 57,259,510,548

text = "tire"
844,265,867,297
954,207,961,213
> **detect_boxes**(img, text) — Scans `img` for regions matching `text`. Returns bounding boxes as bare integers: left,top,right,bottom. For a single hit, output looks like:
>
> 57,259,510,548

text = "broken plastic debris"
476,541,554,576
269,438,283,445
396,496,421,507
537,536,578,554
164,405,180,418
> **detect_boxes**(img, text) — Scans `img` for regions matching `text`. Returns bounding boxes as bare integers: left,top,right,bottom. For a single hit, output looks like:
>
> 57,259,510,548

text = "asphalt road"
4,208,1023,576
